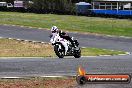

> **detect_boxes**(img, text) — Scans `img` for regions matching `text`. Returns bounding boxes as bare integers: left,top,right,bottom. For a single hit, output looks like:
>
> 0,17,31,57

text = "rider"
51,26,76,48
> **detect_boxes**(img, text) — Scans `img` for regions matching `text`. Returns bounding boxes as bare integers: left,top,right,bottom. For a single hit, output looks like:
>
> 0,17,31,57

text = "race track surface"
0,25,132,52
0,56,132,88
0,55,132,77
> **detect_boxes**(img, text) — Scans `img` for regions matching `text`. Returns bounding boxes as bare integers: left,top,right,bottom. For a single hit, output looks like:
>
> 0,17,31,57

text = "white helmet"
51,26,58,33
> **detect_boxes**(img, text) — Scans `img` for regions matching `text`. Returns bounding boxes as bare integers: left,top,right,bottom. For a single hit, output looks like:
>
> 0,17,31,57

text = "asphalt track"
0,25,132,52
0,25,132,88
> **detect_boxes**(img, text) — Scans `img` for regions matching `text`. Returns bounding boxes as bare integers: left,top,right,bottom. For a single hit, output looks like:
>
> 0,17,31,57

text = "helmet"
51,26,58,33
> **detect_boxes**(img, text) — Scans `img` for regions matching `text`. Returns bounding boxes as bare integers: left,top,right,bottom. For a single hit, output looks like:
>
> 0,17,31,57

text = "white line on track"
0,75,76,79
8,38,13,39
0,57,45,59
0,77,22,79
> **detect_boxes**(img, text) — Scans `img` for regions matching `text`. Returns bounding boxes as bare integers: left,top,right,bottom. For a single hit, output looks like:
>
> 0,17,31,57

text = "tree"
8,0,92,14
4,0,14,3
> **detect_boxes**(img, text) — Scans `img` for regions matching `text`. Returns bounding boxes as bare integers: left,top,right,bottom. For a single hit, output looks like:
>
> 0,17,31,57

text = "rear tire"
54,44,65,58
74,47,81,58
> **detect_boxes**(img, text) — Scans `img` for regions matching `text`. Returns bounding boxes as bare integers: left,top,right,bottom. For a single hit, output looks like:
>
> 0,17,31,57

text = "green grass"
81,47,125,56
0,38,126,57
0,12,132,37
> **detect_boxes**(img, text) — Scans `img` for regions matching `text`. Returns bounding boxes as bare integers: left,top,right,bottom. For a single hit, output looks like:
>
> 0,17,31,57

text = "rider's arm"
59,30,67,37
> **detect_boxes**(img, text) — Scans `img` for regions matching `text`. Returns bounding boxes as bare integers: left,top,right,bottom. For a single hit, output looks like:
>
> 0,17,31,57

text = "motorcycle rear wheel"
74,47,81,58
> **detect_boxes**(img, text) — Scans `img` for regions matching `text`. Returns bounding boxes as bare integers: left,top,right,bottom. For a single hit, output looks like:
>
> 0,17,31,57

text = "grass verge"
0,77,76,88
0,12,132,37
0,38,126,57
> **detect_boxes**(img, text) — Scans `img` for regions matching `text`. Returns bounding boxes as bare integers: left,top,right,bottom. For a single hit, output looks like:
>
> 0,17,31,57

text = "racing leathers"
58,30,75,48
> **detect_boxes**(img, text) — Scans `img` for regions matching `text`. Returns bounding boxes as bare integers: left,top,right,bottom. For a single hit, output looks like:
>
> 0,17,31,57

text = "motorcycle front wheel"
54,44,65,58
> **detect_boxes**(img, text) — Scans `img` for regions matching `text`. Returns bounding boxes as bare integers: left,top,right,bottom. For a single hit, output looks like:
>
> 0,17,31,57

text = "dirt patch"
0,78,77,88
0,39,56,57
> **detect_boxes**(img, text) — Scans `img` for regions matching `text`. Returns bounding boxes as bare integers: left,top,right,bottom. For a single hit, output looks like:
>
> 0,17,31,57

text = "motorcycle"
50,33,81,58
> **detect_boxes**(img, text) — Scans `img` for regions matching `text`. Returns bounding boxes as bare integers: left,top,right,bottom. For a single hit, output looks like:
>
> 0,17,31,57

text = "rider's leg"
61,36,75,48
61,41,68,55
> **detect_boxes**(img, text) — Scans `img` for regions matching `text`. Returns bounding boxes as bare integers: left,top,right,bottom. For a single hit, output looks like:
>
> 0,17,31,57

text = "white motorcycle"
50,33,81,58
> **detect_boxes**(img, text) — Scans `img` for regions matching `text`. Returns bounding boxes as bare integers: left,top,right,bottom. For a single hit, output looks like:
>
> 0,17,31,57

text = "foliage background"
0,0,92,14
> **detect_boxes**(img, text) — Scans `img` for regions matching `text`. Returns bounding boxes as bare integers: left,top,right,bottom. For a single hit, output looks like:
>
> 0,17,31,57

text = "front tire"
54,44,65,58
